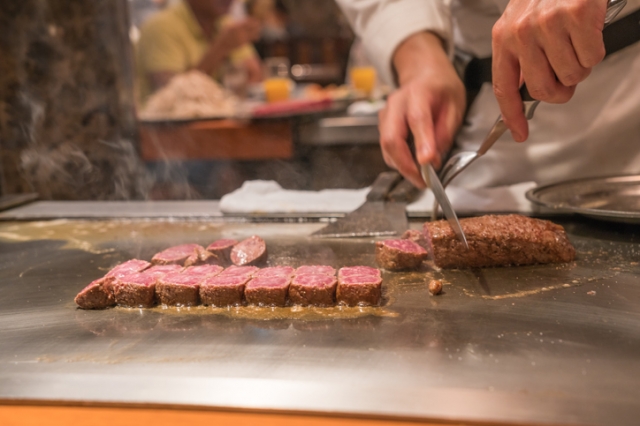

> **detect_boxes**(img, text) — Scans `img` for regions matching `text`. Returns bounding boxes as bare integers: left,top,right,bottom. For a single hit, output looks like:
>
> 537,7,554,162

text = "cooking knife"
421,163,469,249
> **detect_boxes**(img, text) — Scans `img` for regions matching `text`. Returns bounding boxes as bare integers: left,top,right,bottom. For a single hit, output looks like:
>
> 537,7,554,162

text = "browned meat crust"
336,268,382,306
245,276,290,306
375,239,428,271
199,275,249,306
289,274,337,306
75,259,150,309
156,273,203,306
423,214,576,269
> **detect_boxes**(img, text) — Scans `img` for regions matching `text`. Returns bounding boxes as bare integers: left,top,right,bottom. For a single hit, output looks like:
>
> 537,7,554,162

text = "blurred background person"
135,0,263,104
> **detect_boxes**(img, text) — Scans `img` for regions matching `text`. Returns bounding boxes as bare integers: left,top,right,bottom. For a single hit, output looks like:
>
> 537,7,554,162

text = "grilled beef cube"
113,265,181,308
375,239,428,271
245,276,290,307
337,268,382,306
156,272,203,306
200,274,250,306
289,274,337,306
75,259,150,309
423,214,576,269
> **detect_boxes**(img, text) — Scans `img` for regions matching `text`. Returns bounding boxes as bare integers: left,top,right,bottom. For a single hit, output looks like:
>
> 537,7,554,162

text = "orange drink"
264,78,291,103
350,66,376,97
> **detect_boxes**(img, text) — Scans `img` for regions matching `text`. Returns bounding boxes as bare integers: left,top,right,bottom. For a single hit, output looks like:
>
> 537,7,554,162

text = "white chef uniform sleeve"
335,0,453,85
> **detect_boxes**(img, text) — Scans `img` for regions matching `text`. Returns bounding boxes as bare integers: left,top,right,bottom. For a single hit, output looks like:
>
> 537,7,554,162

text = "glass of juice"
350,66,377,98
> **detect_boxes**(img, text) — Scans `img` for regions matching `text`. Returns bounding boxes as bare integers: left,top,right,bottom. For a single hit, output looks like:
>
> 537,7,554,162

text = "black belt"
461,7,640,109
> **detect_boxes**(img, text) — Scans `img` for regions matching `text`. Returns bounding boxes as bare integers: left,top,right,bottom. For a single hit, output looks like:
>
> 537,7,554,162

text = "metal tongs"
432,0,627,220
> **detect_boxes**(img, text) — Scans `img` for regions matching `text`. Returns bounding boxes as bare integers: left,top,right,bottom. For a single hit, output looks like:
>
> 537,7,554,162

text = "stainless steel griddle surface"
0,218,639,425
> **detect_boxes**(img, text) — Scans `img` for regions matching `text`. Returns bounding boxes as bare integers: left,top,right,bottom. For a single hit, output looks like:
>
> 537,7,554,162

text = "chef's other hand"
492,0,608,142
381,32,466,189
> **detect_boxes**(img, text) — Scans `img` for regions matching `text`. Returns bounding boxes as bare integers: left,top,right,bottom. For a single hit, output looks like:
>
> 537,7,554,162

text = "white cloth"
335,0,640,188
219,180,536,215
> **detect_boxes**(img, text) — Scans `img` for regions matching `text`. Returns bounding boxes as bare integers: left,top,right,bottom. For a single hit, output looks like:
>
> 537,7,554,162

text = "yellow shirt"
136,0,256,104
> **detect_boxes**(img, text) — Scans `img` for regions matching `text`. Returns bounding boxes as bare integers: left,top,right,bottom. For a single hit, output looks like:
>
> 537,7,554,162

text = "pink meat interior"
153,244,201,260
184,264,224,277
246,276,289,289
338,266,381,278
105,259,150,278
292,274,336,288
255,266,294,278
160,272,202,286
202,275,248,286
120,273,157,286
339,274,382,285
295,265,336,276
381,239,427,254
206,239,238,250
219,265,259,277
144,264,183,277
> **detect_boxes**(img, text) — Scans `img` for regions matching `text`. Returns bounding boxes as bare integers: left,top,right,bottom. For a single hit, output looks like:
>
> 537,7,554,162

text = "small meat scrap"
113,264,182,308
75,259,150,309
245,275,291,307
336,269,382,306
428,279,443,295
156,272,203,306
401,229,429,250
206,239,238,265
423,214,577,269
200,274,250,306
152,244,202,266
295,265,336,276
184,245,217,267
254,266,295,278
219,265,259,278
289,274,337,306
183,264,223,277
230,235,267,266
338,266,381,279
375,239,428,271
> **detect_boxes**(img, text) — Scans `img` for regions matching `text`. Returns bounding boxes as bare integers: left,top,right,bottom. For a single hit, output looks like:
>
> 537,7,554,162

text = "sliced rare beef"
294,265,336,276
151,244,201,265
219,265,259,278
423,214,576,269
254,266,294,278
183,264,224,277
113,264,181,308
245,275,290,306
289,274,337,306
338,266,381,279
206,239,238,265
156,272,207,306
230,235,268,266
336,267,382,306
74,259,150,309
375,239,428,270
199,274,250,306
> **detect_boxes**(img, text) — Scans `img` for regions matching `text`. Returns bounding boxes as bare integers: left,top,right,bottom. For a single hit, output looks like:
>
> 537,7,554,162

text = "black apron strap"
461,7,640,111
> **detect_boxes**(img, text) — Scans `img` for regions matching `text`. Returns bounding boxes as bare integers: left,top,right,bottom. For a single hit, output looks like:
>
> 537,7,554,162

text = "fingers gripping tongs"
433,0,627,220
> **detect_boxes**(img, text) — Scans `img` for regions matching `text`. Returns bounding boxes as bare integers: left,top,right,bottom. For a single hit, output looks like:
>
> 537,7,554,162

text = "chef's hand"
492,0,609,142
381,32,466,189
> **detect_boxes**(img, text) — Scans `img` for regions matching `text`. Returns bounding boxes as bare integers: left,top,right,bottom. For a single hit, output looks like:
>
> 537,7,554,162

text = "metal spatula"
311,171,414,238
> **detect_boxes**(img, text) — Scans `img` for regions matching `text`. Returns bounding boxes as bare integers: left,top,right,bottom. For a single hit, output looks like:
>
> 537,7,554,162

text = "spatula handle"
366,171,403,202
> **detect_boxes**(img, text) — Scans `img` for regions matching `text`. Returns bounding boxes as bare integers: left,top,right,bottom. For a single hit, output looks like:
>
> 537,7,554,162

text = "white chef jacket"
336,0,640,188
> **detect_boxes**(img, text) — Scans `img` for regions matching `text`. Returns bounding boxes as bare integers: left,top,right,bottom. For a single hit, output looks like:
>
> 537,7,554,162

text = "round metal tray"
526,174,640,223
